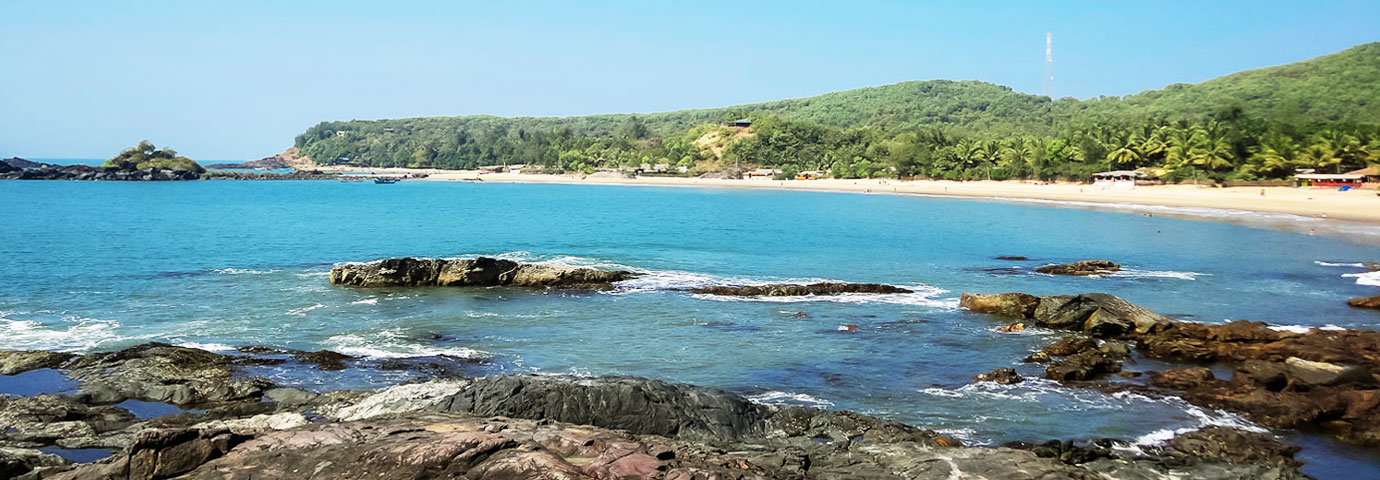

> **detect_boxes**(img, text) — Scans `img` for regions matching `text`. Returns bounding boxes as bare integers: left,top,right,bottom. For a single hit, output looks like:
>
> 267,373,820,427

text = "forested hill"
295,42,1380,181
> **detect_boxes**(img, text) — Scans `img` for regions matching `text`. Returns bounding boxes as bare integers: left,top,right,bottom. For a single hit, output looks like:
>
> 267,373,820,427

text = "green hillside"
296,42,1380,181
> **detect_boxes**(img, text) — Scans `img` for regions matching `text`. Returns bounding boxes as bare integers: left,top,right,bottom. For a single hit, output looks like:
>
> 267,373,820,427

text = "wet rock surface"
1035,259,1122,276
1,344,1313,479
330,257,636,289
1349,295,1380,310
964,290,1380,449
691,282,912,297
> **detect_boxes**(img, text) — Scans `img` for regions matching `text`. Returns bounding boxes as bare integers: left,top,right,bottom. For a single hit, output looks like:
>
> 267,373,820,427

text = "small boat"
373,177,400,184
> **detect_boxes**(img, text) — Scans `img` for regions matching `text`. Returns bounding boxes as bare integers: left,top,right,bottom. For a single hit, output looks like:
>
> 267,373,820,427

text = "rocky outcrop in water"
1349,295,1380,310
964,290,1380,449
0,163,342,181
691,282,911,296
1035,259,1121,276
2,344,1312,479
961,292,1170,338
204,155,291,170
329,257,636,289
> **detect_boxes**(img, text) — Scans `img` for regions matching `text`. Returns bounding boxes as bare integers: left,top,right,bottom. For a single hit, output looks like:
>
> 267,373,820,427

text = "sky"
2,1,1378,160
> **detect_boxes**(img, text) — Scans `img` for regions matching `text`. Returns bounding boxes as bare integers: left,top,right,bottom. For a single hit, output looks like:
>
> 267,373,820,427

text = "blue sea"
2,179,1379,478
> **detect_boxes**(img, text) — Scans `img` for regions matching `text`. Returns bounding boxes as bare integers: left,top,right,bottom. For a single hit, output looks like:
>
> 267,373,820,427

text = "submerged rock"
1035,259,1121,276
973,367,1024,384
691,282,911,296
329,257,635,288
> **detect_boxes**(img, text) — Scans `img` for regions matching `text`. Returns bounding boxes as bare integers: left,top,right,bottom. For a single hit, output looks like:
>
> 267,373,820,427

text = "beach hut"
744,168,781,179
1294,173,1365,188
1092,170,1142,188
795,170,824,180
1346,166,1379,187
729,118,753,128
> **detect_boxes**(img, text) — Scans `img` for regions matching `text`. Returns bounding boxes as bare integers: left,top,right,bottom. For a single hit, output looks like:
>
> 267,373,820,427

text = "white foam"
213,268,279,275
746,391,835,409
350,298,379,305
295,271,330,278
1269,325,1315,334
285,304,325,316
173,341,236,352
1103,269,1206,280
324,329,487,359
1343,271,1380,287
1315,261,1365,268
0,316,153,352
1132,405,1266,446
692,287,959,309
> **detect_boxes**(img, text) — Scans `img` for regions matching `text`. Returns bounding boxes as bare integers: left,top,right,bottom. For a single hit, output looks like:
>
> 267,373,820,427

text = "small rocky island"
329,257,637,288
0,143,338,181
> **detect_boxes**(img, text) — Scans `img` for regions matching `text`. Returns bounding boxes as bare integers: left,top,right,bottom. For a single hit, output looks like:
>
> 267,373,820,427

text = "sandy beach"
348,168,1376,224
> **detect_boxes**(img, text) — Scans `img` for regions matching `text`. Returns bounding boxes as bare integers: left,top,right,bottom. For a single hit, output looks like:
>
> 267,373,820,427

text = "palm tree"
1105,134,1143,167
1245,132,1299,178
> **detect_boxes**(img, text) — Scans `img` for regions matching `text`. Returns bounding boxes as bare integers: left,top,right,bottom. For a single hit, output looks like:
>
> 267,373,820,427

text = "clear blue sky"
2,1,1377,160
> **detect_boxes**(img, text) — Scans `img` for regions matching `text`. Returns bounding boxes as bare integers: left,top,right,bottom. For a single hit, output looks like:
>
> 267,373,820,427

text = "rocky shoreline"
329,257,637,289
961,291,1380,450
0,343,1313,479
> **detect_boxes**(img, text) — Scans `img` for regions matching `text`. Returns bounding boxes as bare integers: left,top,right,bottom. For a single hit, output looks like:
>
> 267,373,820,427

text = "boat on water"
373,177,400,184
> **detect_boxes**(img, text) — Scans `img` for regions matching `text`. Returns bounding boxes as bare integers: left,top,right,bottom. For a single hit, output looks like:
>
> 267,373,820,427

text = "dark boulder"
1164,427,1302,469
1032,293,1169,338
973,367,1024,384
1035,260,1121,276
691,282,911,296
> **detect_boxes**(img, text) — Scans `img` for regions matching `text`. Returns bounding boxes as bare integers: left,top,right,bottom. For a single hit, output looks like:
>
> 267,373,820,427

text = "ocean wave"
172,341,236,352
324,329,487,359
1132,405,1265,446
746,390,835,409
692,287,958,309
1315,261,1366,268
1343,271,1380,287
212,268,280,275
285,304,326,316
350,298,379,305
1269,324,1347,334
1102,269,1206,280
0,316,152,352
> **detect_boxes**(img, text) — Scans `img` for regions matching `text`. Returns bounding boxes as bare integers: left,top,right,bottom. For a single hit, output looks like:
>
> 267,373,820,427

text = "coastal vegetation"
103,140,205,173
295,42,1380,182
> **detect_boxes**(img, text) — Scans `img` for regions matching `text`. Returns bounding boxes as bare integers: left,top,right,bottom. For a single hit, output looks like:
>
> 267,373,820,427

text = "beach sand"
311,164,1380,224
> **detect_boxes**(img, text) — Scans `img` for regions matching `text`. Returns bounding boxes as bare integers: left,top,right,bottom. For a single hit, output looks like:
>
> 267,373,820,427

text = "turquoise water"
2,180,1379,477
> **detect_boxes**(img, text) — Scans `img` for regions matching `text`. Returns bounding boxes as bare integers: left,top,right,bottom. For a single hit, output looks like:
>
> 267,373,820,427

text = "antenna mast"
1044,32,1053,98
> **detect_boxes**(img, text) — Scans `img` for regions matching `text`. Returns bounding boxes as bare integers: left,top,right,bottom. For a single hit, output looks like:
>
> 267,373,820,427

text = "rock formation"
329,257,636,288
1,344,1311,479
1035,260,1121,276
963,290,1380,449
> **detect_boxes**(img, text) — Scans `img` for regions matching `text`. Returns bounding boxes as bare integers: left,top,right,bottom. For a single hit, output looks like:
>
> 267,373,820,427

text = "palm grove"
295,43,1380,182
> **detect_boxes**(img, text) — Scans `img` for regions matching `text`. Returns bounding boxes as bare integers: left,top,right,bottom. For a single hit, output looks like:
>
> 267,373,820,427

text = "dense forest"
295,43,1380,182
